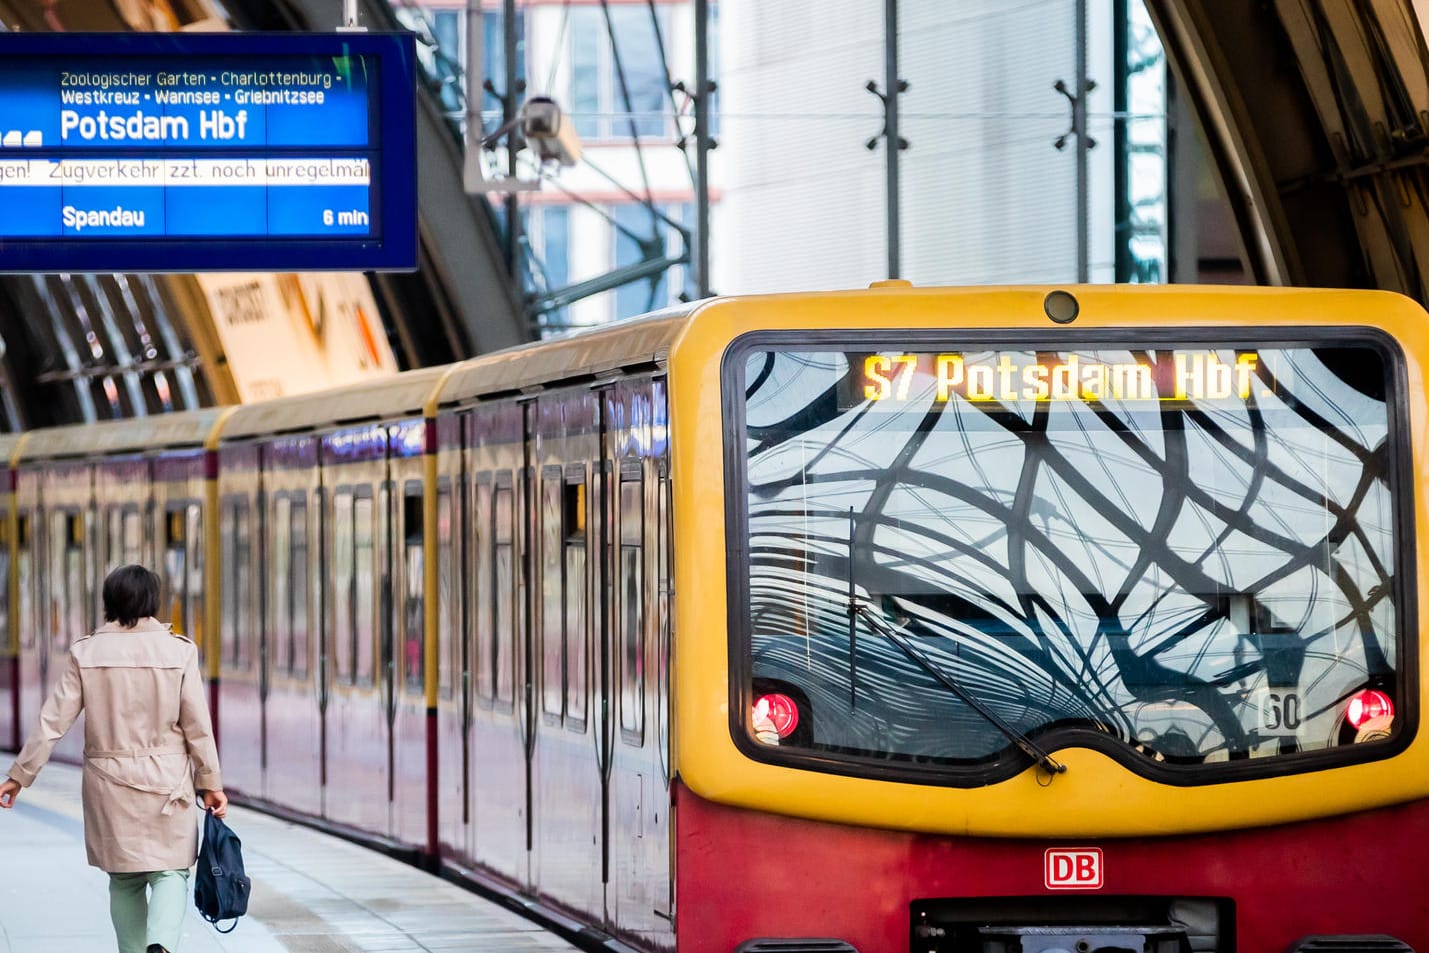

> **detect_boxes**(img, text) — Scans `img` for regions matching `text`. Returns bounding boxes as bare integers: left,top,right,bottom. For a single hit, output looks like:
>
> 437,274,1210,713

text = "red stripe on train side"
673,780,1429,953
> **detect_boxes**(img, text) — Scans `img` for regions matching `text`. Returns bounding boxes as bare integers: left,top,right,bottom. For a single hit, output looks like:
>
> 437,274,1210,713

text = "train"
1,283,1426,953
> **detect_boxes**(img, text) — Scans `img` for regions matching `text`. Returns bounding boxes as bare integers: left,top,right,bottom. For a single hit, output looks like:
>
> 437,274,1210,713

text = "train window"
220,498,254,671
619,470,644,741
332,490,355,686
270,495,292,676
16,513,33,649
564,472,588,732
70,513,87,641
290,497,310,679
220,502,236,664
540,471,563,719
354,495,376,688
437,481,456,700
122,508,142,565
47,511,67,648
403,487,424,695
163,506,188,635
185,505,202,656
473,479,494,702
493,481,515,708
732,340,1408,780
106,506,123,577
0,512,9,654
47,511,85,649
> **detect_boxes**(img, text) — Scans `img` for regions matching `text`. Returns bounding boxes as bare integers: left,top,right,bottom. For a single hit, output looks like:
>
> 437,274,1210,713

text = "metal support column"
1075,0,1090,283
865,0,908,280
1113,0,1131,282
884,0,901,279
503,0,522,278
1054,0,1094,283
694,0,713,297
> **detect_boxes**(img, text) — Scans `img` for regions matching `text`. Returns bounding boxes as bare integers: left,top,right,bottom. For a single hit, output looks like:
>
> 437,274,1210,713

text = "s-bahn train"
1,284,1426,953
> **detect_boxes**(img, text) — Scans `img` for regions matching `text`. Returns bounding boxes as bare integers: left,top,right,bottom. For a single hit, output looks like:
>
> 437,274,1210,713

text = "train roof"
0,432,23,468
17,407,231,462
220,365,452,441
437,307,694,408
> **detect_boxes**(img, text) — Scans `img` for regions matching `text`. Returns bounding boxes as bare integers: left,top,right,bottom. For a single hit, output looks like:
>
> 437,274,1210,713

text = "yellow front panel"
669,285,1429,838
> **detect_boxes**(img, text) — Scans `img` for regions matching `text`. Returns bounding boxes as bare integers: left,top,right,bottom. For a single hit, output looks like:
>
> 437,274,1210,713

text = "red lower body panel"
675,781,1429,953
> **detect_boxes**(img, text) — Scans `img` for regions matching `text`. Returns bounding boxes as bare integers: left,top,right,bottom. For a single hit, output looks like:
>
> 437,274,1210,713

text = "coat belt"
84,744,187,758
84,745,193,815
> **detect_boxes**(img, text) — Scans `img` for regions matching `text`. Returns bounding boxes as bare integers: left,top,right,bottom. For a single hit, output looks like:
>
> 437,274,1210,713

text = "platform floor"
0,759,577,953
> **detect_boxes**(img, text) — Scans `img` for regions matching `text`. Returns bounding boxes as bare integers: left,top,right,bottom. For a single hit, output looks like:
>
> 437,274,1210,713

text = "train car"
431,314,678,939
5,285,1426,953
11,411,226,764
213,367,450,838
667,285,1426,953
0,432,24,752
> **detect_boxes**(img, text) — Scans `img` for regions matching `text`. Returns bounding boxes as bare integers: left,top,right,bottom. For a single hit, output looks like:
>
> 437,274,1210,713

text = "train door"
17,473,57,755
322,424,391,836
467,402,529,885
434,411,469,865
520,401,537,888
14,498,40,743
215,444,262,799
0,488,12,752
262,437,322,817
391,419,430,847
531,392,603,918
47,505,89,763
605,379,675,946
97,456,150,586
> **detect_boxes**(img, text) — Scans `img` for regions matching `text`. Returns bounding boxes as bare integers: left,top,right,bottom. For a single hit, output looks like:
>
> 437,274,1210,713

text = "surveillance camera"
520,96,583,167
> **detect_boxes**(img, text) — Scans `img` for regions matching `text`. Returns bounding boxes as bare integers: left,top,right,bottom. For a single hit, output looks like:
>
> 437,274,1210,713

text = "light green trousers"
108,869,189,953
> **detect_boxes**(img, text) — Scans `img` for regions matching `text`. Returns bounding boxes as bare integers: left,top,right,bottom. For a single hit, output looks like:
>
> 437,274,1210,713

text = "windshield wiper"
849,598,1068,777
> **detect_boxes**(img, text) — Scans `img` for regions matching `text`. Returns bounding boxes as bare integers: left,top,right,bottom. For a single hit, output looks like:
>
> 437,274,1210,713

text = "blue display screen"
0,32,417,272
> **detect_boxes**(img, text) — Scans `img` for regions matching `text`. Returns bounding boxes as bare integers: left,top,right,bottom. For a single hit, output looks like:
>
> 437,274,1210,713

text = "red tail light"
755,693,800,738
1346,689,1393,729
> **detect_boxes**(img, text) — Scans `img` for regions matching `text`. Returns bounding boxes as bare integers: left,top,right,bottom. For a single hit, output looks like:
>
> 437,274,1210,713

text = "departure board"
0,32,417,272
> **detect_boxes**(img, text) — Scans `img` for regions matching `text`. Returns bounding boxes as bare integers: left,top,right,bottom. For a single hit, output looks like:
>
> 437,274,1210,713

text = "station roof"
1148,0,1429,298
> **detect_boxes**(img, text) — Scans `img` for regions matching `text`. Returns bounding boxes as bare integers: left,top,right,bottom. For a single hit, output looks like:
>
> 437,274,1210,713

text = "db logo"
1044,848,1103,889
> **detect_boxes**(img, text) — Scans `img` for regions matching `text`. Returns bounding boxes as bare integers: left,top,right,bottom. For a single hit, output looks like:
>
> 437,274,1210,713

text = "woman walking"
0,564,228,953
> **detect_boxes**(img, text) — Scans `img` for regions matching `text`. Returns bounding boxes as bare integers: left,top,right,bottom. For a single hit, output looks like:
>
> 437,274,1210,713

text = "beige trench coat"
5,617,222,873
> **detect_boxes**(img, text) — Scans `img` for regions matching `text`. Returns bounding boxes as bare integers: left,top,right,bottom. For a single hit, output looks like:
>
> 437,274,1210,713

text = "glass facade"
569,6,672,140
1115,0,1169,283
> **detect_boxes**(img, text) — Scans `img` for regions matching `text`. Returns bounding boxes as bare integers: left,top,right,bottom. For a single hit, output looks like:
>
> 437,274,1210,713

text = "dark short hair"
103,564,161,627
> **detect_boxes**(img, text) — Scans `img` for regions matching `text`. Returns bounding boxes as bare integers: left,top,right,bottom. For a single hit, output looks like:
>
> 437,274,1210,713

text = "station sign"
0,32,417,272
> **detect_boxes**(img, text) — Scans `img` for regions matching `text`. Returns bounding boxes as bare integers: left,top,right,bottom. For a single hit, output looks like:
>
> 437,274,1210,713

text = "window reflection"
736,341,1402,773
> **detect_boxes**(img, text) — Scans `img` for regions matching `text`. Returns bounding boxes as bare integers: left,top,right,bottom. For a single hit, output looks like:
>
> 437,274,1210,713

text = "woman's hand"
0,778,20,808
202,788,228,819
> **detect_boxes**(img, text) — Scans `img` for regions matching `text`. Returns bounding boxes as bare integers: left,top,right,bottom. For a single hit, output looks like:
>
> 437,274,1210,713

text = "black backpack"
194,809,251,933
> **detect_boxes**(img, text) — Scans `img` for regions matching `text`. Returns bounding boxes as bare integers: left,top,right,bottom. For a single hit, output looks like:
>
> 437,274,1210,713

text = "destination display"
857,350,1272,403
0,33,417,272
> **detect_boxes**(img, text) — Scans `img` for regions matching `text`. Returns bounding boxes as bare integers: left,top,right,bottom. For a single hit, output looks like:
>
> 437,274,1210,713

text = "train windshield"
730,337,1407,780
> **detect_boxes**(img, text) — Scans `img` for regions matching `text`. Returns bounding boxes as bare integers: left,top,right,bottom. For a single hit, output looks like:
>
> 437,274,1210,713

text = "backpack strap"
202,912,240,934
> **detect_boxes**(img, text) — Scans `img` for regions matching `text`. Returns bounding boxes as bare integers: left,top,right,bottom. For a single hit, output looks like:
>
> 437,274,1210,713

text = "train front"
669,287,1429,953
